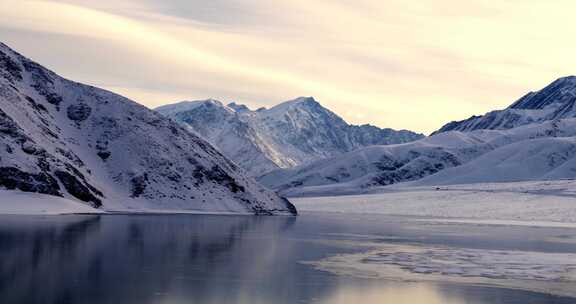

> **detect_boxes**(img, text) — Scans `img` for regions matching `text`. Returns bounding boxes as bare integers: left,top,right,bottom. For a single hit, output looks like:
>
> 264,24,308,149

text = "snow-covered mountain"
156,97,424,176
257,76,576,196
0,42,296,215
413,120,576,186
434,76,576,134
261,118,576,196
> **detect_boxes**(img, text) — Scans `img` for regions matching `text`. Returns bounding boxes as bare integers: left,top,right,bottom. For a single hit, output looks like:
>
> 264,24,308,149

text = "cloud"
1,0,575,133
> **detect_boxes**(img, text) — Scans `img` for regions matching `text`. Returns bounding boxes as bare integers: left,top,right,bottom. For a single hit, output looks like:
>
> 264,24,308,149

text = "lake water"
1,212,575,304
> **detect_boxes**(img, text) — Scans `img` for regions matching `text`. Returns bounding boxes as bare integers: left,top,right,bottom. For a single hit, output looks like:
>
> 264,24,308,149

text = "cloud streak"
1,0,575,133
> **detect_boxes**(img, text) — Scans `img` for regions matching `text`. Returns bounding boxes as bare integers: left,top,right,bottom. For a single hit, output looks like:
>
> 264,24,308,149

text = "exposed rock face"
434,76,576,134
0,42,296,215
156,97,424,176
0,167,61,197
67,103,92,121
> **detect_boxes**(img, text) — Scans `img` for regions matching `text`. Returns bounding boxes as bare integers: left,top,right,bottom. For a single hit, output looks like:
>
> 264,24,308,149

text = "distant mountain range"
258,77,576,196
4,39,576,205
156,97,424,176
0,42,296,215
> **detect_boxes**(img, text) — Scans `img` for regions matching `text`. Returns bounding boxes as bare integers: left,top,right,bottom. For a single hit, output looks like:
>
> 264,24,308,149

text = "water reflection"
0,214,573,304
316,282,464,304
0,215,297,304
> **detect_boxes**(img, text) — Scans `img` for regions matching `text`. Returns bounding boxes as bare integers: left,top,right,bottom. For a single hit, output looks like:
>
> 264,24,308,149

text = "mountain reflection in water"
0,213,573,304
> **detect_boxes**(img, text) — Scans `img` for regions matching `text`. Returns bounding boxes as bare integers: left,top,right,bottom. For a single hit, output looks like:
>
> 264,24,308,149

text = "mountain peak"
509,76,576,110
555,75,576,84
154,99,227,116
434,76,576,134
194,98,224,108
291,96,319,106
266,96,323,114
158,96,423,176
227,102,251,113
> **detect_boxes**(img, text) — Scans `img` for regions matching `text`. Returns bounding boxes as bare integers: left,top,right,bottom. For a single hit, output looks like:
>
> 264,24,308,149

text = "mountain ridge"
261,118,576,196
156,97,424,176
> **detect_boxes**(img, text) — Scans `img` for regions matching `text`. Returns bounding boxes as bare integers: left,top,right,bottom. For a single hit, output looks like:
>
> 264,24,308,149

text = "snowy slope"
259,131,487,194
261,118,576,195
156,99,283,176
0,190,101,215
0,42,296,215
156,97,424,176
434,76,576,134
414,136,576,186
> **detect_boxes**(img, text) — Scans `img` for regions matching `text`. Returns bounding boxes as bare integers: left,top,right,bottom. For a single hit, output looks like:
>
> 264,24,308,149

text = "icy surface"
307,243,576,298
292,180,576,224
361,246,576,281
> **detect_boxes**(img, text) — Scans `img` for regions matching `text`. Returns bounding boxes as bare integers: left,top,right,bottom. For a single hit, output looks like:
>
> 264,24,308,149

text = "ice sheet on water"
306,243,576,298
360,246,576,281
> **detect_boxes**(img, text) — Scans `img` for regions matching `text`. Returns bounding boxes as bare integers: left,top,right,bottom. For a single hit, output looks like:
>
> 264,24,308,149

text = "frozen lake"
1,212,575,303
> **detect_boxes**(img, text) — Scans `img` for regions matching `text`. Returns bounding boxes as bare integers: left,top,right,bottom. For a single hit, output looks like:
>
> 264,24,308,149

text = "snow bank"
292,180,576,225
0,190,102,215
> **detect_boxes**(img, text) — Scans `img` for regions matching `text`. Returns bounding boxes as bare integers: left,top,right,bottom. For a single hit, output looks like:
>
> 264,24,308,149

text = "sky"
0,0,575,134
